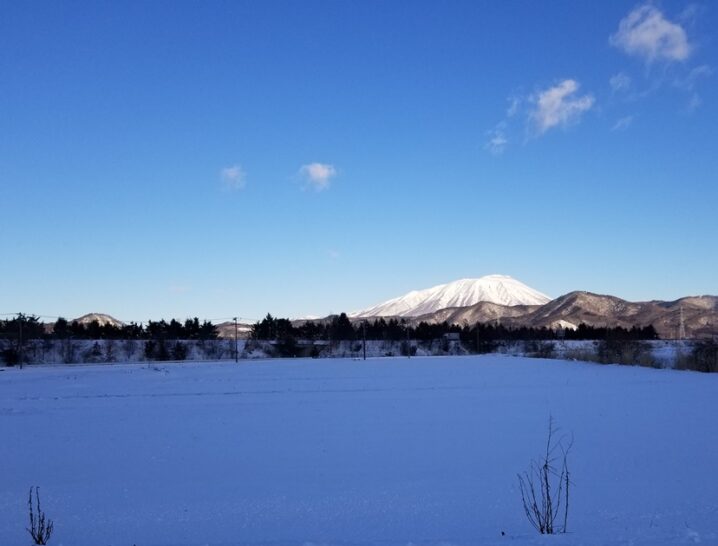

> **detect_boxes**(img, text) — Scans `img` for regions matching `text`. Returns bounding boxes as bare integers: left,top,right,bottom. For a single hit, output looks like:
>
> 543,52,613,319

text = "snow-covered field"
1,356,716,546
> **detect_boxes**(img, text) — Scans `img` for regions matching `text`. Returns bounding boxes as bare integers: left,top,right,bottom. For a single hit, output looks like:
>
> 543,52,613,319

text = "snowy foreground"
1,356,716,546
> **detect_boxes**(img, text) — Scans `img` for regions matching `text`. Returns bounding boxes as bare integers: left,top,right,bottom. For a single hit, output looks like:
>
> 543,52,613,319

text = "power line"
1,312,261,325
0,313,62,319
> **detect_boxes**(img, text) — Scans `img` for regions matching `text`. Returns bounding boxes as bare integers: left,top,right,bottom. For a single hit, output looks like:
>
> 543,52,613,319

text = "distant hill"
410,301,542,327
72,313,125,327
64,314,254,339
215,321,254,339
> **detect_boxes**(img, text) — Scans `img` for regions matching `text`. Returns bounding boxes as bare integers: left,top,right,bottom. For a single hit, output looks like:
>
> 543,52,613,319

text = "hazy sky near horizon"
2,1,717,322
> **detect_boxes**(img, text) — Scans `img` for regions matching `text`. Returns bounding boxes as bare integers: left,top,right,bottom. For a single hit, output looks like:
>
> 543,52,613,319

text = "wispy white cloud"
484,124,508,155
220,164,246,191
687,93,702,112
611,116,634,131
485,81,594,151
506,96,521,117
610,5,691,63
529,80,595,135
610,72,632,92
674,64,712,90
299,162,337,191
679,3,700,24
689,64,713,79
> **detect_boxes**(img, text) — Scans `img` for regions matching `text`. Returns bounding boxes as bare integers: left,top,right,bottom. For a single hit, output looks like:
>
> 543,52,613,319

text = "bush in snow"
597,339,655,367
143,340,156,360
679,339,718,373
144,339,171,361
517,417,572,535
60,339,78,364
104,340,116,363
171,341,188,361
400,340,417,357
27,487,54,545
275,335,299,358
82,341,103,363
122,339,137,361
523,340,556,359
156,340,171,361
1,343,19,366
563,345,599,363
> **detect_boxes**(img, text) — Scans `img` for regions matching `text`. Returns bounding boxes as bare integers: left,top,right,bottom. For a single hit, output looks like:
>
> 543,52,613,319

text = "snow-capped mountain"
350,275,551,318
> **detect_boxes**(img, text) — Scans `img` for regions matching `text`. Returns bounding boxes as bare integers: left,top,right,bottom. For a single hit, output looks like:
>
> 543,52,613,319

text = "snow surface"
351,275,551,318
1,357,716,546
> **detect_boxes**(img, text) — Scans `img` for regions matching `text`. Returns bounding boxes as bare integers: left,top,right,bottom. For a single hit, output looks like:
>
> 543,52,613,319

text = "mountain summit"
350,275,551,318
73,313,125,327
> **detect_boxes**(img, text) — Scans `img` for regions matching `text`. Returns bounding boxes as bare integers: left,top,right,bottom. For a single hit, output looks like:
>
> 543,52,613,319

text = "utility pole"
233,317,239,363
18,314,23,370
362,320,367,361
406,323,410,359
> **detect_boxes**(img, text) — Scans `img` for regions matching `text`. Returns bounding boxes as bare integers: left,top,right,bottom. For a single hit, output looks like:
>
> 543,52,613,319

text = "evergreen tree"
329,313,355,341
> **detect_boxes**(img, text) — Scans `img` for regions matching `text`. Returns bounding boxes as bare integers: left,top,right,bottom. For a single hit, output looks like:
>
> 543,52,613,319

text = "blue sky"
2,1,716,322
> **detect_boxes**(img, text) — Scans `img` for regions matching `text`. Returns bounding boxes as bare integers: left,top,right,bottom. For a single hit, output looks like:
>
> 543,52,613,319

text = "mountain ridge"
408,291,718,339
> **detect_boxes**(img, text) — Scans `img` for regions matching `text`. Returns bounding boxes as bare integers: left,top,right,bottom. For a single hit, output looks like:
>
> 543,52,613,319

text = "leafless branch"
27,487,54,545
517,417,572,534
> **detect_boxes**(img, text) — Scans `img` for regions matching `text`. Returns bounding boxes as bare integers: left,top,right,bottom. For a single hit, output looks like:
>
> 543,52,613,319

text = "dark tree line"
0,315,220,365
252,313,659,348
0,316,217,343
0,312,662,366
49,317,217,340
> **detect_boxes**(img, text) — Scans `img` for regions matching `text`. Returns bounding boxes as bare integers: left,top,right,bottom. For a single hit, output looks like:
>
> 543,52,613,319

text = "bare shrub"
122,339,137,361
83,341,103,363
400,340,417,356
1,342,19,366
61,339,77,364
564,347,600,363
240,339,255,357
27,487,54,545
225,339,235,359
104,340,116,363
171,341,188,361
673,347,692,371
523,341,556,359
597,339,656,367
275,336,298,358
143,340,157,361
679,340,718,373
41,338,53,362
518,417,572,535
